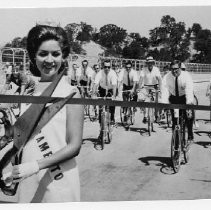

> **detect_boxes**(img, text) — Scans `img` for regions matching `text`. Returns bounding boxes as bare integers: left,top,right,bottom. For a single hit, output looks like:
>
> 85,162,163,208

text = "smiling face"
35,39,63,81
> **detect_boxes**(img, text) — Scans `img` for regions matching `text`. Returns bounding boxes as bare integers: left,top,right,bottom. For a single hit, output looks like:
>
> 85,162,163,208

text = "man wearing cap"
4,62,12,75
138,56,162,123
161,60,194,141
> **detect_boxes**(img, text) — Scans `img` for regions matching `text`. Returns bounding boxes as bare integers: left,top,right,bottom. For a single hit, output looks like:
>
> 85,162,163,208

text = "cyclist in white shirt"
161,60,194,141
118,61,138,128
119,61,138,101
76,59,95,97
93,59,117,124
112,62,123,98
138,56,162,123
67,63,78,86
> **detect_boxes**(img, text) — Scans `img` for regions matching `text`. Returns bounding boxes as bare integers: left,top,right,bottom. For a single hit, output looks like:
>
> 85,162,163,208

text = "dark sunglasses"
104,66,111,69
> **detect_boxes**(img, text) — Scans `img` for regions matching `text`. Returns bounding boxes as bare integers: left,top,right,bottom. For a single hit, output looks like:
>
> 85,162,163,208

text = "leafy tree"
192,29,211,63
191,23,202,37
77,22,94,42
149,15,190,61
4,37,27,49
98,24,127,53
64,23,83,54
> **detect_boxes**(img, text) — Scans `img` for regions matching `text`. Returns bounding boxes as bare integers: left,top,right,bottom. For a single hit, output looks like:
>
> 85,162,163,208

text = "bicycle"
77,85,92,118
94,93,113,150
166,109,172,128
0,107,16,150
171,108,191,173
120,90,136,129
138,85,159,136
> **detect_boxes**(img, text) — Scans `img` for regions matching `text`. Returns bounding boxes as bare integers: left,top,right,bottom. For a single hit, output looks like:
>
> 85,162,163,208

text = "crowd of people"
0,23,208,203
66,55,197,141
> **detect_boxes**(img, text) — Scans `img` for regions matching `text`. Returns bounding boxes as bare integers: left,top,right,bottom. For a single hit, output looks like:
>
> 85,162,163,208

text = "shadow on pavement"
190,179,211,183
138,156,174,174
194,131,211,138
194,141,211,148
129,127,153,136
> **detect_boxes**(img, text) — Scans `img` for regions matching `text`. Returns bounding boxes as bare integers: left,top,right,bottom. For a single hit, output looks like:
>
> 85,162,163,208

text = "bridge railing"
69,54,210,73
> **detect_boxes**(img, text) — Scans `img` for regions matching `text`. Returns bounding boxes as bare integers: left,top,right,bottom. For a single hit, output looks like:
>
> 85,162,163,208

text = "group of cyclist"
66,56,196,142
1,57,197,142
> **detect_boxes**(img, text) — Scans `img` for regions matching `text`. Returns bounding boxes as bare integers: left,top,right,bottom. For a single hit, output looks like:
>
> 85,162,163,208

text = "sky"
0,0,211,47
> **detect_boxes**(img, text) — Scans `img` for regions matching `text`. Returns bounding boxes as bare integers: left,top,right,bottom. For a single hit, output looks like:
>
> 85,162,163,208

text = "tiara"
36,20,61,27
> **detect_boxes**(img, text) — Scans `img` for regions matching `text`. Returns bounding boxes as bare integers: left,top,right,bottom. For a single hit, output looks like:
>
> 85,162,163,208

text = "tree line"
3,15,211,63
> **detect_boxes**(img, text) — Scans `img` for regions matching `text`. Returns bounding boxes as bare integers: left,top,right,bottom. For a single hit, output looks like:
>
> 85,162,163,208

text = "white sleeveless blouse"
18,76,80,203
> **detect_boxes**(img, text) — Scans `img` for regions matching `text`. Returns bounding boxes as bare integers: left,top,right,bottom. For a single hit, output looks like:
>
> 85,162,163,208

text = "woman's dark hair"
27,24,70,77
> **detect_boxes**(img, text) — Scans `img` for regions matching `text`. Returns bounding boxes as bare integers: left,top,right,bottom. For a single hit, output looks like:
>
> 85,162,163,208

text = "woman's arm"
10,89,84,180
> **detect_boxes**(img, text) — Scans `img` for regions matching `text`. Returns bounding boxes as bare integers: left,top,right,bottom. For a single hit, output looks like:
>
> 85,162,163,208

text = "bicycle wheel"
99,112,106,150
166,110,172,128
171,128,181,173
181,116,189,163
193,94,198,126
147,108,154,136
89,105,98,121
84,104,90,116
120,107,124,125
107,113,112,144
130,108,135,125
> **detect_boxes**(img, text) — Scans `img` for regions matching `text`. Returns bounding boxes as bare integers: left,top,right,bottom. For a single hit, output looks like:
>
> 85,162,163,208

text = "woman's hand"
2,161,40,185
13,161,40,181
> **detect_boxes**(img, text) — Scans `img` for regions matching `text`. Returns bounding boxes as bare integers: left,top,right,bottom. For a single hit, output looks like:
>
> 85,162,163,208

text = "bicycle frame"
95,94,113,150
120,90,136,128
171,108,189,173
147,89,155,136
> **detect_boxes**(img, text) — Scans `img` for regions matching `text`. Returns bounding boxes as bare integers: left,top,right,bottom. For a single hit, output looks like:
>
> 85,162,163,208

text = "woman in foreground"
6,24,84,203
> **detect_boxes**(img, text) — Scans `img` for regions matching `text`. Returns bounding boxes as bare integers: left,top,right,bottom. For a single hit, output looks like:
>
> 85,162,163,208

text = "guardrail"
68,54,211,73
1,52,211,73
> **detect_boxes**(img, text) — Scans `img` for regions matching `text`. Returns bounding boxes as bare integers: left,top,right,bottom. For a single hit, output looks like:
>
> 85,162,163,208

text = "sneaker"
142,117,147,124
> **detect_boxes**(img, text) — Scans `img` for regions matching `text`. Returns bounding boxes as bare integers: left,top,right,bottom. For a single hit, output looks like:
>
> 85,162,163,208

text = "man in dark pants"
93,59,117,125
162,60,194,141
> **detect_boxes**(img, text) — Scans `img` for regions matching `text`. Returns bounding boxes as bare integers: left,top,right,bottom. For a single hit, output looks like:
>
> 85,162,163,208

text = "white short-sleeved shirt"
113,68,123,83
161,71,194,104
18,77,80,203
139,66,161,86
94,69,117,89
119,69,139,86
76,66,95,81
67,67,77,81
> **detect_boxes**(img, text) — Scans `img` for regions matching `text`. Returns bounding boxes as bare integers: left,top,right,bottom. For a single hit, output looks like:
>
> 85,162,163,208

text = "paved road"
1,73,211,202
78,73,211,201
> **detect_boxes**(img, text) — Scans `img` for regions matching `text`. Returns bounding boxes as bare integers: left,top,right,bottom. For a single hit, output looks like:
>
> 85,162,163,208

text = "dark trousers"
169,95,193,137
71,79,77,86
78,80,89,97
122,84,137,101
98,86,115,123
